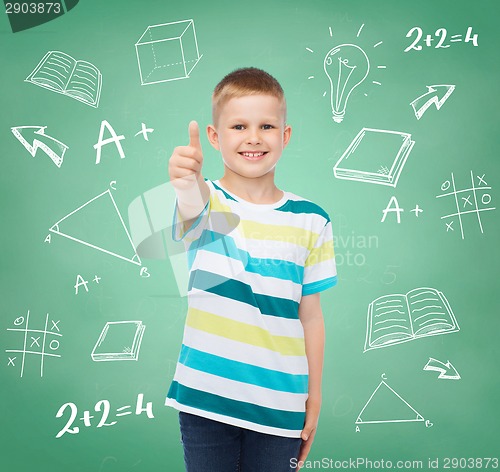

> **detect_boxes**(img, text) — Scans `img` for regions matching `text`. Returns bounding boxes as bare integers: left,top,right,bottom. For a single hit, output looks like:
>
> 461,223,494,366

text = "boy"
166,67,337,471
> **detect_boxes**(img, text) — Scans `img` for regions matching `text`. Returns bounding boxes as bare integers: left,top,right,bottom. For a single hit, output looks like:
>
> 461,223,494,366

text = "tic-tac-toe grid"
436,171,495,239
6,310,62,377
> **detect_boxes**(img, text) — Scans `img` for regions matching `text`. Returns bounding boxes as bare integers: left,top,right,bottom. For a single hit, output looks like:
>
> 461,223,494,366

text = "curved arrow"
423,357,461,380
11,126,68,168
410,85,455,120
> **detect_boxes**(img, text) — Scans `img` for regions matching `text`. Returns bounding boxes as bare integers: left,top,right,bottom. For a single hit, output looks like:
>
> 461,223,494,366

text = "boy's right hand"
169,120,204,190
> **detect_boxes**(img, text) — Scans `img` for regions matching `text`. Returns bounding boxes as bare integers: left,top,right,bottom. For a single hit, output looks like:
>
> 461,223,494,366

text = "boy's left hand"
296,398,321,470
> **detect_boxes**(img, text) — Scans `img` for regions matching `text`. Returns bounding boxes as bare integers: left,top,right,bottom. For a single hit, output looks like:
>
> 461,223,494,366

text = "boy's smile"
239,151,267,161
207,94,291,181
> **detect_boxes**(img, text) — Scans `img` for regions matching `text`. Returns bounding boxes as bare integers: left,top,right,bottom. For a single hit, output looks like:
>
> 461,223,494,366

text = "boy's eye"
232,124,275,130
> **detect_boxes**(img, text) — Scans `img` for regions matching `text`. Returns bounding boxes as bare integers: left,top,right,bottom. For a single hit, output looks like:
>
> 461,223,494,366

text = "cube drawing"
135,19,202,85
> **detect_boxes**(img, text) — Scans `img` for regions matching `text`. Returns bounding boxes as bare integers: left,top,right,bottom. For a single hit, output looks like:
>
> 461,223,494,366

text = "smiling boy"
166,67,337,471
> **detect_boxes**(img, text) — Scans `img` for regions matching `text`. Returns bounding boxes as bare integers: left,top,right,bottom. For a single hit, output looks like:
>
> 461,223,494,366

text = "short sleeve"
302,219,337,296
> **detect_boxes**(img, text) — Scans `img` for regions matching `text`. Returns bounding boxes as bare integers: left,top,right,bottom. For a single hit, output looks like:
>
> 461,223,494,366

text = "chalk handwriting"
55,393,154,438
405,26,478,52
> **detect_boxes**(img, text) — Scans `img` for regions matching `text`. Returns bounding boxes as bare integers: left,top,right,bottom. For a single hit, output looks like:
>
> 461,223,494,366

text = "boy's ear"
283,124,292,148
206,124,220,151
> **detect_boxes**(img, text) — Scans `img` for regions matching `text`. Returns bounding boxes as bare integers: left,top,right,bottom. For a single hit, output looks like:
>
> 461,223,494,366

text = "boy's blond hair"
212,67,287,125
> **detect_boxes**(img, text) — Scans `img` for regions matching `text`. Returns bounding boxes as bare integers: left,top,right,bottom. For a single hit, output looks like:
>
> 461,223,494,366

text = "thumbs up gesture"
169,121,204,190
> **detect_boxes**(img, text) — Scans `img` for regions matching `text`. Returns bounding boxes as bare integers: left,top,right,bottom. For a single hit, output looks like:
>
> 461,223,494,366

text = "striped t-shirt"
165,179,337,437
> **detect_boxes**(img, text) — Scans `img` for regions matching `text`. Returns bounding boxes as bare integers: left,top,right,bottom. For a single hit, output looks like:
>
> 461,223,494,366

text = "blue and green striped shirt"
165,180,337,437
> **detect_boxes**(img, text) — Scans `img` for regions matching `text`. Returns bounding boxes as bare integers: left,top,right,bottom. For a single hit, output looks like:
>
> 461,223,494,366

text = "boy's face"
207,94,291,181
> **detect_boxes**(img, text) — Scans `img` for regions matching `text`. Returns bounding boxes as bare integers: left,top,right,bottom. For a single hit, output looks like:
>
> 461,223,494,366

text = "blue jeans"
179,411,302,471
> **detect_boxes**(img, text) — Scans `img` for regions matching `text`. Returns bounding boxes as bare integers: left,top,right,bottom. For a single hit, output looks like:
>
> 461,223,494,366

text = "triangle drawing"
356,380,424,425
49,189,141,266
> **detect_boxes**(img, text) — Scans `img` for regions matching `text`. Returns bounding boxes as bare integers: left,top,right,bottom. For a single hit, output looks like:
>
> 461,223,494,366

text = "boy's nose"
246,128,262,145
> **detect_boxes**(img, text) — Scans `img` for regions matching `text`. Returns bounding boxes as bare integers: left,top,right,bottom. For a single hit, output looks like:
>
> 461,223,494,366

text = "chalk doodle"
91,321,146,362
364,287,459,352
436,171,495,239
404,26,478,52
380,198,424,224
410,205,423,217
25,51,102,107
423,358,461,380
306,24,386,121
334,128,415,187
48,187,142,267
74,274,102,294
5,310,62,377
381,196,404,224
55,393,154,438
135,19,203,85
93,121,155,164
356,376,429,429
11,125,68,168
323,43,370,123
410,85,455,120
134,122,154,141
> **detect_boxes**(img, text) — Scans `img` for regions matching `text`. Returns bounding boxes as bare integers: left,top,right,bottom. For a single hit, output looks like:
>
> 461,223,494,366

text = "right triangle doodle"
356,380,424,425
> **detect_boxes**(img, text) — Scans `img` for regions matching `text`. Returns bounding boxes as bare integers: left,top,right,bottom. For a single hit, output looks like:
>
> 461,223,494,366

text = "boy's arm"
297,292,325,467
168,121,210,232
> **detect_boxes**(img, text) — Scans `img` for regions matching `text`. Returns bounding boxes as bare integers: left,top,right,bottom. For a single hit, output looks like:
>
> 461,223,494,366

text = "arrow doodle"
423,357,461,380
11,125,68,168
410,85,455,120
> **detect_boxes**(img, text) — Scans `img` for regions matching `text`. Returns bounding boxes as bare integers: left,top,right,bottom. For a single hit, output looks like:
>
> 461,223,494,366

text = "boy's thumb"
301,427,312,441
188,120,201,151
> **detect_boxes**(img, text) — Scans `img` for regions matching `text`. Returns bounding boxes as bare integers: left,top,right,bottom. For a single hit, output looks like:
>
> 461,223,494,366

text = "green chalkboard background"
1,0,499,470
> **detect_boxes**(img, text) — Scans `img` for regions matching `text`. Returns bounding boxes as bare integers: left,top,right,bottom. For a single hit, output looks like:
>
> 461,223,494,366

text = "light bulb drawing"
305,24,386,124
324,44,370,123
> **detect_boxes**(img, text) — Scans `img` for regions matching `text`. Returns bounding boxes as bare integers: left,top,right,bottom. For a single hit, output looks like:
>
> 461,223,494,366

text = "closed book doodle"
91,321,146,361
333,128,415,187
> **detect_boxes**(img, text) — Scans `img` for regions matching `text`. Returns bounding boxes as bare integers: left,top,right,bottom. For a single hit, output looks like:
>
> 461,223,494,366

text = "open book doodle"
333,128,415,187
91,321,146,361
26,51,102,108
364,287,459,352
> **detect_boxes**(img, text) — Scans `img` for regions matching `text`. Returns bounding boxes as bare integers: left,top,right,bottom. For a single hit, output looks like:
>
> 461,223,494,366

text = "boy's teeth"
242,152,265,157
